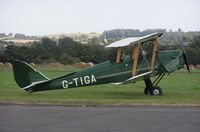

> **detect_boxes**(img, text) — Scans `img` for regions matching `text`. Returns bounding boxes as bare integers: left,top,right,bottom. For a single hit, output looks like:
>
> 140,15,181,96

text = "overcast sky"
0,0,199,36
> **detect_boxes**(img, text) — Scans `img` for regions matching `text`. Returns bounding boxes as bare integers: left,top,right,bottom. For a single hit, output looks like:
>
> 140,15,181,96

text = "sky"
0,0,200,36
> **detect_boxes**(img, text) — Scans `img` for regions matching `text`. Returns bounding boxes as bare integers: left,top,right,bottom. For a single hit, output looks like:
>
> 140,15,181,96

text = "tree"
186,36,200,65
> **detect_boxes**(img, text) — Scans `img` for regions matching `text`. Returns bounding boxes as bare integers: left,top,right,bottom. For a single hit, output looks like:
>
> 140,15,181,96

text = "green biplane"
11,33,190,95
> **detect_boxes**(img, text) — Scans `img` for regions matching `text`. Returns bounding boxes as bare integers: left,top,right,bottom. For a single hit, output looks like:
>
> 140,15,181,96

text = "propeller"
179,35,190,73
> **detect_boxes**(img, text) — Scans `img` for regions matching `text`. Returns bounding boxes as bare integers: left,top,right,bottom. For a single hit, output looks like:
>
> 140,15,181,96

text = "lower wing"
111,71,152,85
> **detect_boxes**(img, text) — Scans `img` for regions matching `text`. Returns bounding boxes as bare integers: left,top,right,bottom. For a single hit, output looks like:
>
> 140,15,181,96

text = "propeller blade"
183,51,191,73
179,37,190,73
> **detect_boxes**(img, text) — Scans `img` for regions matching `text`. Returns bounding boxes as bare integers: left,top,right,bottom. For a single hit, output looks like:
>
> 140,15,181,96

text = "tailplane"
11,60,49,89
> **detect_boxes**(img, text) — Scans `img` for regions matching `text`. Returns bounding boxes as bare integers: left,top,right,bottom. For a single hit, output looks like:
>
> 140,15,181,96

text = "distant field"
0,68,200,106
3,39,39,44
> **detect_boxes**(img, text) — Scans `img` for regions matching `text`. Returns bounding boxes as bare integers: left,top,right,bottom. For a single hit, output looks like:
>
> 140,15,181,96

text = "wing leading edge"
111,71,152,85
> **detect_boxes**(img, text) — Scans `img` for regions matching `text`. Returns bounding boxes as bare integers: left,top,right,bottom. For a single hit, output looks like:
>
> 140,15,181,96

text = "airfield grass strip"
0,68,200,106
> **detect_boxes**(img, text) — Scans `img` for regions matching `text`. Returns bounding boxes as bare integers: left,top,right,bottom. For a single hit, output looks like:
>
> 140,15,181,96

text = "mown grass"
0,68,200,106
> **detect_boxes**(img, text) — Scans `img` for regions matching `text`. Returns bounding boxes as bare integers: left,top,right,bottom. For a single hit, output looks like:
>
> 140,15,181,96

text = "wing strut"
150,37,158,70
116,47,122,63
132,43,140,76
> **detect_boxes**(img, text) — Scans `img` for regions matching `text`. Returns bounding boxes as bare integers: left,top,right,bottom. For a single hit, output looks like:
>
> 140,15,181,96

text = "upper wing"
111,71,152,85
105,32,162,48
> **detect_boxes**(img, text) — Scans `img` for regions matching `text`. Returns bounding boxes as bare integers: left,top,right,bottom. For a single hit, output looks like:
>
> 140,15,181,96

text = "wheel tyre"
144,87,150,95
152,86,162,95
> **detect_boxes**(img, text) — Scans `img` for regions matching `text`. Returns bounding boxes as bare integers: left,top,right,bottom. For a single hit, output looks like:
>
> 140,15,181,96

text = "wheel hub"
153,89,160,95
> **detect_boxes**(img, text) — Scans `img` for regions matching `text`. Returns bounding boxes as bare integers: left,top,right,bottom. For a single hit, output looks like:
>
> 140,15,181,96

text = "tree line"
0,34,200,65
0,37,111,64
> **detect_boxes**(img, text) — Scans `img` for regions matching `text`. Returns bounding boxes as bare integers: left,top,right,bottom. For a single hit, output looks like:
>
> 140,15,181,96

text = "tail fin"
11,60,49,89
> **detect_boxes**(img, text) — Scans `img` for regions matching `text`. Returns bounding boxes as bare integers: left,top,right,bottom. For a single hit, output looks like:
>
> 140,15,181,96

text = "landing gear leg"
144,78,162,95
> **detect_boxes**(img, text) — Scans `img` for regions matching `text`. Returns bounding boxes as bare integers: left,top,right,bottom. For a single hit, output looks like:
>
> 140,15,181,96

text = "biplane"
11,32,190,95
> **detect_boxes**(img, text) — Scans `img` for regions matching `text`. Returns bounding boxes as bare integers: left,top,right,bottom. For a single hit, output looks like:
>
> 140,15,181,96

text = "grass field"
0,68,200,106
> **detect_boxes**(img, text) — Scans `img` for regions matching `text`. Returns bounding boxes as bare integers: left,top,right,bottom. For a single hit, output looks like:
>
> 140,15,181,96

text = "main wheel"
151,86,162,95
144,86,162,95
